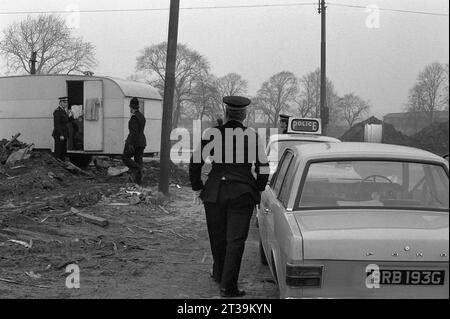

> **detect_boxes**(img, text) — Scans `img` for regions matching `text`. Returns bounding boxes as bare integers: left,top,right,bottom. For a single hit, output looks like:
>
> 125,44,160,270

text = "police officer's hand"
193,190,202,205
60,136,65,141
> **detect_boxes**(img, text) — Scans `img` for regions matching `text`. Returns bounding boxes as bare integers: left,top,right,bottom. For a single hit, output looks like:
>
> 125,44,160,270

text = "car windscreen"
296,160,449,211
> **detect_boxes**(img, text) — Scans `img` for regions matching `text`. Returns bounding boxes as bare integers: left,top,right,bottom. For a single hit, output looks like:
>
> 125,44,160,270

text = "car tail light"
286,264,323,288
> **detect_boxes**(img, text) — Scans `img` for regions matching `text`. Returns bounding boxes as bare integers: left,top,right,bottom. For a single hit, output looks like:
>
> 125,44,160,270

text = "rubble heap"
339,117,449,156
411,121,449,156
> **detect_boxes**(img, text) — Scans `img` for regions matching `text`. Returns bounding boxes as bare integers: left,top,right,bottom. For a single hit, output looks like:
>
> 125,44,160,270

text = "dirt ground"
0,151,278,299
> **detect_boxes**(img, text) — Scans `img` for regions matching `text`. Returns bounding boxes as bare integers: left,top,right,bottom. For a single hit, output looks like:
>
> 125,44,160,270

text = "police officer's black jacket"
189,120,269,204
126,111,147,147
52,107,70,139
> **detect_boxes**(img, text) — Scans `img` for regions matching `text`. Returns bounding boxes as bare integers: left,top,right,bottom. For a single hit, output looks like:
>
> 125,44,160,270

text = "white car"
257,142,449,299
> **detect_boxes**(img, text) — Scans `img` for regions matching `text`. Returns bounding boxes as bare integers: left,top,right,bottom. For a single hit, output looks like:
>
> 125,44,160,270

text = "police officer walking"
122,97,146,185
189,96,269,298
52,96,70,161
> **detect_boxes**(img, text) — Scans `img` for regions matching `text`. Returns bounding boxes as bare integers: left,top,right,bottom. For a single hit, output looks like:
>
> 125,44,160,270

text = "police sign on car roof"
287,117,322,135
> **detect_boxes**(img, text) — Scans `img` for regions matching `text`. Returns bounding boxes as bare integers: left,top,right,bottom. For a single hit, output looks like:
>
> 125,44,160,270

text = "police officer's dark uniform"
52,97,70,161
189,96,269,298
122,97,146,185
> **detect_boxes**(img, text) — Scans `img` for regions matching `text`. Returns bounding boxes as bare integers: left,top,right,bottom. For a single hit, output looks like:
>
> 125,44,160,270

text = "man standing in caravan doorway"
122,97,146,185
52,96,70,161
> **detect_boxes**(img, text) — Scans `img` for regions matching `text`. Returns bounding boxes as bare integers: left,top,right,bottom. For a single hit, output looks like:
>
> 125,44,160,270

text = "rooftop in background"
0,74,162,101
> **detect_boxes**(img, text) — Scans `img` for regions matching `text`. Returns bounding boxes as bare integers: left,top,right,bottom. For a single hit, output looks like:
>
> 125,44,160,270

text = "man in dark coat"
122,97,146,185
279,114,290,134
189,96,269,298
52,96,70,161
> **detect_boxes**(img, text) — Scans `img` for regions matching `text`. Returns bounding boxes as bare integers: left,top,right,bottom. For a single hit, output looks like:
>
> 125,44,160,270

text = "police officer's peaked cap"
279,114,290,120
223,96,251,110
58,96,68,102
130,97,140,109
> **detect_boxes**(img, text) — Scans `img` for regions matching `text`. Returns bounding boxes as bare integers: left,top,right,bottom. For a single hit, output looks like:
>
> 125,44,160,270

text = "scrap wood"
40,216,51,223
56,159,93,177
132,225,154,234
10,165,26,170
25,271,42,279
168,229,188,240
8,239,33,249
158,205,170,215
2,133,21,149
105,202,130,206
77,212,109,227
5,143,34,165
0,277,50,289
61,207,80,217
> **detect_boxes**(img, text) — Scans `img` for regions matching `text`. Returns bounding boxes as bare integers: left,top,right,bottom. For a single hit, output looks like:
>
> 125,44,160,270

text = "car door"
260,150,295,265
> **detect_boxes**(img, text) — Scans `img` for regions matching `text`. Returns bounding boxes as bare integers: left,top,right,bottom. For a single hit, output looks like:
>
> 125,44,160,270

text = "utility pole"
318,0,329,134
30,51,37,75
159,0,180,195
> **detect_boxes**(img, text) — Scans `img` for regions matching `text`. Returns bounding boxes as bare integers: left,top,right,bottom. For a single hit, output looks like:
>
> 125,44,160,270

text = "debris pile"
411,121,449,156
0,133,33,165
340,117,449,156
143,160,190,186
98,184,170,207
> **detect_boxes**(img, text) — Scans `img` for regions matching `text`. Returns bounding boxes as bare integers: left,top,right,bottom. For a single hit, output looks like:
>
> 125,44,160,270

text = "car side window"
271,151,294,196
278,157,296,206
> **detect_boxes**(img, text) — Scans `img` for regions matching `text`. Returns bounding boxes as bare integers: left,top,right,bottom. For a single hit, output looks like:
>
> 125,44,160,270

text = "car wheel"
259,240,268,266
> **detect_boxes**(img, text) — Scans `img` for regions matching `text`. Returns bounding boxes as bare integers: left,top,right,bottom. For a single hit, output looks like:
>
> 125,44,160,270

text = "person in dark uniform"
279,114,290,134
189,96,269,298
52,96,70,161
122,97,146,185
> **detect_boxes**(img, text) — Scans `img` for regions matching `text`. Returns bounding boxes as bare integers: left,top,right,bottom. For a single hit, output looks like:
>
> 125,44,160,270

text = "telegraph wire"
328,2,449,17
0,3,317,15
0,2,447,17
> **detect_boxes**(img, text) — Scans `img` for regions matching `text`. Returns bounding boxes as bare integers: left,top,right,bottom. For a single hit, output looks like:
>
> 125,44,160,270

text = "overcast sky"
0,0,449,118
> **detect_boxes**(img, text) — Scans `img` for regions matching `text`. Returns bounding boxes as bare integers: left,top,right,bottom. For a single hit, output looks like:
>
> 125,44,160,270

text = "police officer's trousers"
204,188,255,291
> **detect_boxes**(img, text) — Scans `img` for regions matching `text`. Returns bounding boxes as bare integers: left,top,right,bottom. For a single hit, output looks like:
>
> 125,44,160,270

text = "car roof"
291,142,447,163
268,134,341,144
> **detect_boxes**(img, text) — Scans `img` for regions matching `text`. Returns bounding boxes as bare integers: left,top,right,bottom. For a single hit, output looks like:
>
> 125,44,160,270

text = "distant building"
383,111,449,136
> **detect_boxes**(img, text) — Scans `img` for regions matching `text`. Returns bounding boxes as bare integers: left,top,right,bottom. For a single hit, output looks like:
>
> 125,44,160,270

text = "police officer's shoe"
220,288,246,298
210,270,220,283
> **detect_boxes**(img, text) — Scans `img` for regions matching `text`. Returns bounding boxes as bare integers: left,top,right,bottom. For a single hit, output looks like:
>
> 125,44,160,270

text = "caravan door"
83,80,104,151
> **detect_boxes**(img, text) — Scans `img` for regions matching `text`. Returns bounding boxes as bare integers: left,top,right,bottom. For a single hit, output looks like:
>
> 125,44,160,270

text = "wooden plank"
77,212,108,227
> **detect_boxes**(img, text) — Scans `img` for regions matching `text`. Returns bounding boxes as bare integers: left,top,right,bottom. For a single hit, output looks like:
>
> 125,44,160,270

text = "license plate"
367,270,445,286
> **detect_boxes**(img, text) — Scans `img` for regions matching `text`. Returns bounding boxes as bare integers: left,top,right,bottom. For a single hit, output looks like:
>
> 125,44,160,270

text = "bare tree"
295,68,340,122
184,73,218,121
337,93,371,128
443,63,449,110
254,71,298,127
0,14,97,74
407,62,447,123
136,42,210,128
206,73,249,119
